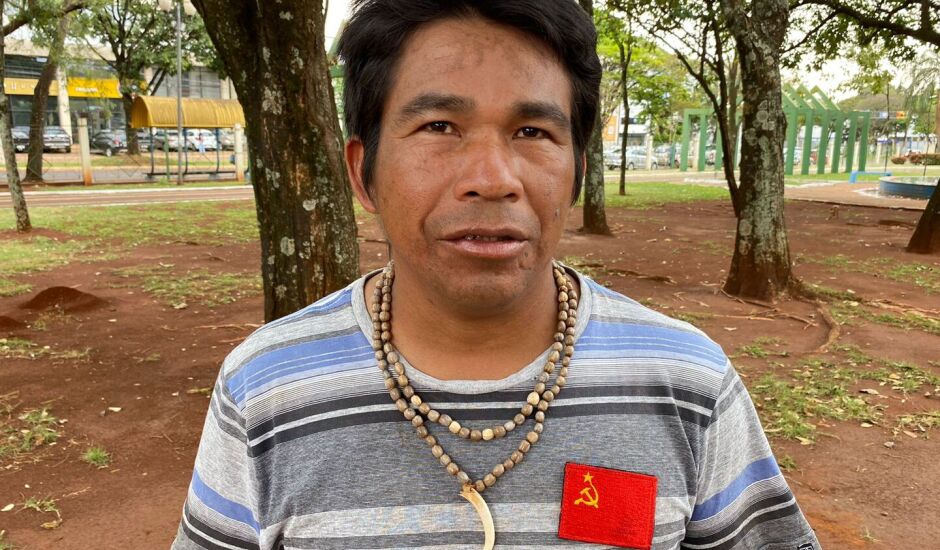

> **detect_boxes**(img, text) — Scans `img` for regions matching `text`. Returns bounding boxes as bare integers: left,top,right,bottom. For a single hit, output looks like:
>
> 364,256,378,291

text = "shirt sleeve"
171,374,262,550
683,365,821,550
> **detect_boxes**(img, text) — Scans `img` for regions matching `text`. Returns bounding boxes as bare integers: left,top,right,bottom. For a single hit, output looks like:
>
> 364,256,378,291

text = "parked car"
185,129,218,151
11,126,29,152
43,126,72,153
603,146,647,170
653,144,679,168
91,130,126,157
153,129,183,151
217,128,235,150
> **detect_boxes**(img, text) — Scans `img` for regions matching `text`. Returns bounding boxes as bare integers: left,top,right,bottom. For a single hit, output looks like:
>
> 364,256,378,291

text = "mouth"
441,228,529,259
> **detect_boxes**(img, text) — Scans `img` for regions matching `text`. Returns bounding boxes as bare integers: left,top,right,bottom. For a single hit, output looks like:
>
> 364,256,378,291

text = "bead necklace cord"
369,261,578,493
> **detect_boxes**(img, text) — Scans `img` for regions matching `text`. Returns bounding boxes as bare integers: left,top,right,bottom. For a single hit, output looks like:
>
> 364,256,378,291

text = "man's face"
348,17,578,312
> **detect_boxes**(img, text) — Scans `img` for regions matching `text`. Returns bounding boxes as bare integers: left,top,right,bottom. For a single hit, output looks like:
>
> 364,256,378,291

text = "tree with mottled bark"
720,0,795,297
24,15,71,183
191,0,361,321
1,0,88,232
579,0,612,235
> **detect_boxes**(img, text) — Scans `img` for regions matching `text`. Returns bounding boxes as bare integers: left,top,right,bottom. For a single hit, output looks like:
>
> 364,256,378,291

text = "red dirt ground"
1,199,939,549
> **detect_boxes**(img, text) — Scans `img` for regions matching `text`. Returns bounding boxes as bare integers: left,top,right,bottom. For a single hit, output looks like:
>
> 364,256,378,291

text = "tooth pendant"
460,484,495,549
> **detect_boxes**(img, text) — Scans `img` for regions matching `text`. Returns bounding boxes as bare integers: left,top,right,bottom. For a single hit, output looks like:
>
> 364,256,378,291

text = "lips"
440,227,529,259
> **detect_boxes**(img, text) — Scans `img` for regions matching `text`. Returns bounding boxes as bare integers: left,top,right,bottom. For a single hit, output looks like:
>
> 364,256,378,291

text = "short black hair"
337,0,601,204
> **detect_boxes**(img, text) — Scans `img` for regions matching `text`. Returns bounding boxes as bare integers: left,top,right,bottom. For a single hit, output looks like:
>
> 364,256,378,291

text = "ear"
346,137,378,214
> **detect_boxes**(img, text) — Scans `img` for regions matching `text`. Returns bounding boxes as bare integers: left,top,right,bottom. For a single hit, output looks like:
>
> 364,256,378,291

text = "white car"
186,129,218,151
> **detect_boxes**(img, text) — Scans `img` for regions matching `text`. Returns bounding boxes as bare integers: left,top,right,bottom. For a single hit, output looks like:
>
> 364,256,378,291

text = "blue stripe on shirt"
191,469,261,534
690,456,781,521
579,320,728,371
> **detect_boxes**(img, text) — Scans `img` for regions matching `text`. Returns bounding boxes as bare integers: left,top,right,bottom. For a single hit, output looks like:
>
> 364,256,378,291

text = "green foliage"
74,1,220,93
81,445,111,468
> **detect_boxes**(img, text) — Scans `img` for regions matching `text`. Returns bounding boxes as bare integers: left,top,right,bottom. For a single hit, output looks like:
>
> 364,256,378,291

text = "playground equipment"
679,86,872,176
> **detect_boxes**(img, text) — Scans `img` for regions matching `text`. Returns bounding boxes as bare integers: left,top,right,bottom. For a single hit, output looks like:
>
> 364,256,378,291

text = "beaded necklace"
369,260,578,549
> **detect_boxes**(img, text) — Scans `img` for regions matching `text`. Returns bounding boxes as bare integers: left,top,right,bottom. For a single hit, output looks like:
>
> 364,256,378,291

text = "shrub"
890,156,907,165
920,153,940,165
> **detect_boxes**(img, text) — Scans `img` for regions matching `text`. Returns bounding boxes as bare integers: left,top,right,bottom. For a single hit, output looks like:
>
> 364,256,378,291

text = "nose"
452,135,523,201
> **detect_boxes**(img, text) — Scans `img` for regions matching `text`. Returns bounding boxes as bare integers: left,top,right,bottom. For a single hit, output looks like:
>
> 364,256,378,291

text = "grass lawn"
601,181,729,208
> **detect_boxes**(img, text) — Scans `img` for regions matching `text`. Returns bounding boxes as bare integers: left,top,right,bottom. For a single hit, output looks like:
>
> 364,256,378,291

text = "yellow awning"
130,96,245,129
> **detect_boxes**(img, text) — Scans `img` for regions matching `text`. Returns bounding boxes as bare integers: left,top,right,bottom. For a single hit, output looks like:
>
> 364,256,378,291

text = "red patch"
557,462,657,549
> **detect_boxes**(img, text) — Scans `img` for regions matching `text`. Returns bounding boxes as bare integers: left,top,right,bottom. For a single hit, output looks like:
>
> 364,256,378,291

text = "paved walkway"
784,182,929,211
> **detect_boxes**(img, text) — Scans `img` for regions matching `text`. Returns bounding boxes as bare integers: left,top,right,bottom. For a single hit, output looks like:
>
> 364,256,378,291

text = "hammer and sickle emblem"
573,472,600,509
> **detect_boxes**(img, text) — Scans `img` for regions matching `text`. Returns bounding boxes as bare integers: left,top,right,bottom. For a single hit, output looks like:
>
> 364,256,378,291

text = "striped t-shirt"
172,269,819,550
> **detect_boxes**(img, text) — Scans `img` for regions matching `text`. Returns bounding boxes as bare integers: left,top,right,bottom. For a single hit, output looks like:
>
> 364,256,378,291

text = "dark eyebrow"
395,93,476,126
512,101,570,132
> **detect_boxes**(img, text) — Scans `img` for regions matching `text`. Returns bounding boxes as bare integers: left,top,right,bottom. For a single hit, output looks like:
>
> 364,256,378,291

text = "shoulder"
580,277,729,371
216,279,375,413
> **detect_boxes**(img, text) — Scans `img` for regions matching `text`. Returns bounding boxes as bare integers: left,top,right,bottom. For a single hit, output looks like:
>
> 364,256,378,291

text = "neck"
365,262,564,380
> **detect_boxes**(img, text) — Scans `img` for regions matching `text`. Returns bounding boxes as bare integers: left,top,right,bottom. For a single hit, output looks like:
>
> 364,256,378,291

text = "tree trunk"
907,178,940,253
193,0,360,322
25,16,69,183
721,0,793,299
618,39,632,196
0,15,30,232
578,0,610,235
123,91,139,155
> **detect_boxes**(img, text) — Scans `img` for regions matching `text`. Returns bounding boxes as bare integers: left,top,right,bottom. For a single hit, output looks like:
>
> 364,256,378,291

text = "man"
172,1,820,549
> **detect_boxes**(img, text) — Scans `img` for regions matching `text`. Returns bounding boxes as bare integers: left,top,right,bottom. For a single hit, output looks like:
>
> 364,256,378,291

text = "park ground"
0,181,939,548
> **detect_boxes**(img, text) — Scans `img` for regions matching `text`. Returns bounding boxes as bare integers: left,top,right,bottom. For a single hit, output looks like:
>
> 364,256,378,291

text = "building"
3,38,235,139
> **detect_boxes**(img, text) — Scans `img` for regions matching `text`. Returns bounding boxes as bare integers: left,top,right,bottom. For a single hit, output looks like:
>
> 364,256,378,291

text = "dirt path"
1,200,938,548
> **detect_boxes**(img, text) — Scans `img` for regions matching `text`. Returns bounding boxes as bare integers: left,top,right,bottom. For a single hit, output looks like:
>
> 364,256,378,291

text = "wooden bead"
395,399,408,412
566,317,576,327
537,399,549,411
389,388,401,401
558,310,568,321
519,440,531,453
372,340,382,351
394,363,405,375
558,291,569,303
494,426,507,438
526,431,539,444
565,327,575,336
380,301,390,312
446,462,459,476
416,426,429,438
457,471,471,484
411,415,423,427
381,330,391,342
514,413,525,425
379,311,390,321
410,394,422,407
384,378,396,391
385,350,398,363
482,428,495,441
548,350,560,363
431,445,444,458
551,341,564,351
533,422,544,434
569,299,578,309
383,343,393,354
556,375,566,387
475,480,486,493
526,392,540,406
427,410,440,422
470,429,483,441
438,414,452,426
557,321,566,332
521,403,534,416
448,421,462,434
511,450,524,464
492,463,505,478
381,321,390,331
418,403,431,415
535,411,545,423
458,427,470,439
483,474,496,487
397,374,409,387
425,435,436,446
403,408,416,420
551,385,561,395
535,382,546,394
564,335,575,346
440,454,451,466
503,458,515,471
504,420,516,432
374,350,384,361
542,390,555,402
402,385,414,398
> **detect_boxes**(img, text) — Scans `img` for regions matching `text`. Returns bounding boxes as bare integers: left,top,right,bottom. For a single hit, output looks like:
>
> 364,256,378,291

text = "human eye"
423,121,456,134
515,126,548,139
